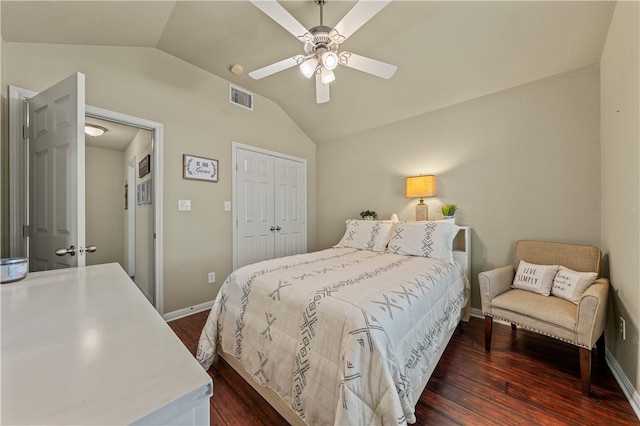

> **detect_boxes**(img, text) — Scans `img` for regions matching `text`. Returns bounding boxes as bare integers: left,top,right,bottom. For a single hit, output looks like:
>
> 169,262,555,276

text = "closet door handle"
270,226,276,232
276,226,281,231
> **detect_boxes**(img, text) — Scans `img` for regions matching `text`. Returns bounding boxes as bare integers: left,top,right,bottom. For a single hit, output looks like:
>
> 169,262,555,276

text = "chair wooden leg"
484,315,493,352
511,323,517,331
579,347,592,396
596,332,605,362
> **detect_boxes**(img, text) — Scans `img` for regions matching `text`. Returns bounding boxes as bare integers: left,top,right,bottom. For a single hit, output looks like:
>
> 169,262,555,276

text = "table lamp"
406,175,436,221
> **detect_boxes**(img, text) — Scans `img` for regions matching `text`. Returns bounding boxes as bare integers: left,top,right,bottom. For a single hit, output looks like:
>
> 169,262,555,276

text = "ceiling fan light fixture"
321,68,335,85
84,124,108,137
249,0,396,103
321,50,338,70
299,57,318,78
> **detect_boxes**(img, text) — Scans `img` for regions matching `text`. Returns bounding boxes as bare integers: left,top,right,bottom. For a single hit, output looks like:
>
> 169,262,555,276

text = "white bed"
197,221,470,425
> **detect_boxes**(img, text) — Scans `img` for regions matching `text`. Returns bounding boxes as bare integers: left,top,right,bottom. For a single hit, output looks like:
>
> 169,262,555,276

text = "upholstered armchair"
479,240,609,396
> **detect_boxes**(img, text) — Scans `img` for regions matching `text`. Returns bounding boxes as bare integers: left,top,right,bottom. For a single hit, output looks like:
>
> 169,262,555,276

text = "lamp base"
415,201,428,221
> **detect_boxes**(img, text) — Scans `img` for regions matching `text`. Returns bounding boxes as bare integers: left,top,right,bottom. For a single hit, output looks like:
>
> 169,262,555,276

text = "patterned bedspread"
197,247,467,425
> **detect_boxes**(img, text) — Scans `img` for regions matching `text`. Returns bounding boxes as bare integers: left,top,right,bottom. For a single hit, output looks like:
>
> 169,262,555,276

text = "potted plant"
441,203,457,221
360,210,378,220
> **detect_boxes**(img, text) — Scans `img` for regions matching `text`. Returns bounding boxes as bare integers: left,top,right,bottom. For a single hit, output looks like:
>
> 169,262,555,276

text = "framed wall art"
137,182,143,205
183,154,218,182
144,180,152,204
136,180,152,205
139,154,151,178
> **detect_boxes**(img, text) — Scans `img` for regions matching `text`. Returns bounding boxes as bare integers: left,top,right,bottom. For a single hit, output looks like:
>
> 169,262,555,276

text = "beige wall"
85,145,125,267
317,64,601,309
2,42,317,313
601,1,639,394
124,129,154,300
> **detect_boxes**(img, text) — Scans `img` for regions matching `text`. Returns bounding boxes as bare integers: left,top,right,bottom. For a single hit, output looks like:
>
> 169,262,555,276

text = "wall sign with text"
183,154,218,182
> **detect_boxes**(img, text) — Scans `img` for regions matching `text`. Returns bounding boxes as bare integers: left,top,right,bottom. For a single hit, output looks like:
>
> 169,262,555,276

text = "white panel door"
236,148,275,268
274,157,306,258
29,73,86,271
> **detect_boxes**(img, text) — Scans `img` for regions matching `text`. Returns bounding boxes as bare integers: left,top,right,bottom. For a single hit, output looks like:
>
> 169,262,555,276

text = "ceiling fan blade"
315,74,330,104
332,0,391,42
250,0,311,41
248,56,300,80
339,52,397,79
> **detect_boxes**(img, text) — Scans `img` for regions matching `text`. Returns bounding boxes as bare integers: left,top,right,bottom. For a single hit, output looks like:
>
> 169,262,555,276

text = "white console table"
1,263,212,425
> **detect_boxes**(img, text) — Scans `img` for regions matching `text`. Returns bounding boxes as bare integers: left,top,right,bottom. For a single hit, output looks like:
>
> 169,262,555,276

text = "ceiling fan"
249,0,397,104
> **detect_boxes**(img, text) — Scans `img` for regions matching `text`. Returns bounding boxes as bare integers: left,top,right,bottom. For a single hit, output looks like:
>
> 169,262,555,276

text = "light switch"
178,199,191,211
224,201,231,211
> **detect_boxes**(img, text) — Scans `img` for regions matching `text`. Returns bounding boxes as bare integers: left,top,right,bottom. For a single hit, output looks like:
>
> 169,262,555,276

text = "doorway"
8,86,165,314
85,117,154,304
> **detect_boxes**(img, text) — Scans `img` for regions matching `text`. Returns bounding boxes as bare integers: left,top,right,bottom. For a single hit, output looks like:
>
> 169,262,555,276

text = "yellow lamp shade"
406,175,436,199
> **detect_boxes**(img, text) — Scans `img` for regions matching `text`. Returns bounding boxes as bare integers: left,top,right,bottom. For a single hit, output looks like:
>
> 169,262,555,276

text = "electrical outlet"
208,272,216,284
620,316,626,340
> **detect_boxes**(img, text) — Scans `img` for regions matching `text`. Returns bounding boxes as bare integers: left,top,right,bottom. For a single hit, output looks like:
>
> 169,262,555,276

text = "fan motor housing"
305,25,339,55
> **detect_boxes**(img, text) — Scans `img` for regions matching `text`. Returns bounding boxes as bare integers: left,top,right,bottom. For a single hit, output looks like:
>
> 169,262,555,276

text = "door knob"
55,245,76,256
270,226,276,232
276,226,281,231
85,245,97,253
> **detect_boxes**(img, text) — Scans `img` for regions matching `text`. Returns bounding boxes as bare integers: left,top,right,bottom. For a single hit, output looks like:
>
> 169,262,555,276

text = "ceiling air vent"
229,84,253,111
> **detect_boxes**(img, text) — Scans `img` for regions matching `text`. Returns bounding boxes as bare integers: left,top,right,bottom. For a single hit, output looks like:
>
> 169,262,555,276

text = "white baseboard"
163,300,214,322
606,347,640,420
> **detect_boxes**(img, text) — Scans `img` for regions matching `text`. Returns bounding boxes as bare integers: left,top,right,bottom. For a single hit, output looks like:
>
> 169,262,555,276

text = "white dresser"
1,263,212,425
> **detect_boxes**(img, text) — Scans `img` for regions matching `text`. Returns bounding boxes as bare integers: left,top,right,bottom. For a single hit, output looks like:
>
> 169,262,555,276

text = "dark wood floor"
169,311,639,425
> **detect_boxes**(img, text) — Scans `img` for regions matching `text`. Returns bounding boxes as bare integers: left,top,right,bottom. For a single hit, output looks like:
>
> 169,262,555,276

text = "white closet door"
274,157,306,258
236,149,275,268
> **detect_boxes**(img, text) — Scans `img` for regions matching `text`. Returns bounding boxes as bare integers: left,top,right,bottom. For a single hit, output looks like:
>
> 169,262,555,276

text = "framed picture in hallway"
136,180,152,205
139,154,151,178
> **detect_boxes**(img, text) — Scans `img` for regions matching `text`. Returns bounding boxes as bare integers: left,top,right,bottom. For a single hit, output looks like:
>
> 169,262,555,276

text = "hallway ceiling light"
85,124,108,137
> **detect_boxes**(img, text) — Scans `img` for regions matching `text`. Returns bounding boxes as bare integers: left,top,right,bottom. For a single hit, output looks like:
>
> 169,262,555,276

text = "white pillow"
551,266,597,304
387,221,459,261
512,261,559,296
334,220,394,252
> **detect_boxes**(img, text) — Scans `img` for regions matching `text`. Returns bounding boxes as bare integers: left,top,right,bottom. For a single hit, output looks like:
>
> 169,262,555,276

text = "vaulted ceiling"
1,1,616,143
